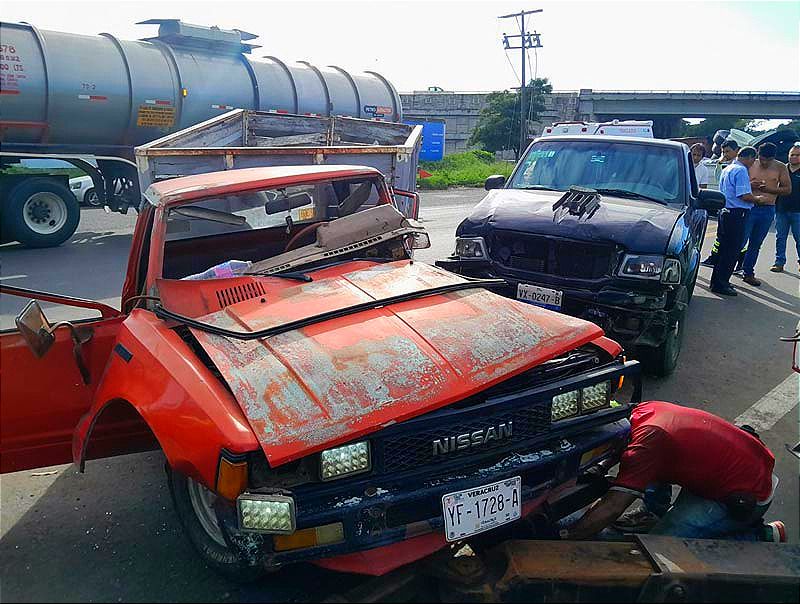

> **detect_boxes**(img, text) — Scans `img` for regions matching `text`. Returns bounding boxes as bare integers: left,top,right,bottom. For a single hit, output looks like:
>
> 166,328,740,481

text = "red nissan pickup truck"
0,165,640,580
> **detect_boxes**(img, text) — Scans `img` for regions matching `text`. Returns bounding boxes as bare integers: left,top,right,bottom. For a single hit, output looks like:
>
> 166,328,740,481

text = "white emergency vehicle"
540,120,654,138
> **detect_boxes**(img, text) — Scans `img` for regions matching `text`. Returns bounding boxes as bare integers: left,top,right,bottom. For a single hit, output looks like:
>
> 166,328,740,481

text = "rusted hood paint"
189,261,602,466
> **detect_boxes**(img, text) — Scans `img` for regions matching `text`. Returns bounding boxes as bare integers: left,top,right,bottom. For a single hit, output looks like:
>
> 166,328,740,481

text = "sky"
4,0,799,93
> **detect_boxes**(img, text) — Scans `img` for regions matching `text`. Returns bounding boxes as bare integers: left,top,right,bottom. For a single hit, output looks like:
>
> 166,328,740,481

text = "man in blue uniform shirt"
710,147,765,296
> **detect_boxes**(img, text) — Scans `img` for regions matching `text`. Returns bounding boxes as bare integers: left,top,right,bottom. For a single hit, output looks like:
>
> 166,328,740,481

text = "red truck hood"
188,261,602,466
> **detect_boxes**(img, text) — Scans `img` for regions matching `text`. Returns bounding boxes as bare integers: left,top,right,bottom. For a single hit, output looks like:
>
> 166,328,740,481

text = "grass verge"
418,150,514,189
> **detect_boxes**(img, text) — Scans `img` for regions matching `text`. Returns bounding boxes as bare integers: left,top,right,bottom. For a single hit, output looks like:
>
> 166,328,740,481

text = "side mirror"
15,300,55,358
695,189,725,212
485,175,506,190
410,231,431,250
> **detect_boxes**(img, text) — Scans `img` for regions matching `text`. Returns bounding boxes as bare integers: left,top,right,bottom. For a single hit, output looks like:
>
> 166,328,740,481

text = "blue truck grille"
380,402,551,474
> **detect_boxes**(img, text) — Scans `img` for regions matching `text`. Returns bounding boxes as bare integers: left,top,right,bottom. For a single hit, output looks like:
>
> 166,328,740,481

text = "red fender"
72,310,259,488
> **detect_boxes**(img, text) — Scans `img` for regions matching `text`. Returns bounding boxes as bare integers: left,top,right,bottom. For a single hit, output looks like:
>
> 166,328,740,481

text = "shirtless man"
739,143,792,286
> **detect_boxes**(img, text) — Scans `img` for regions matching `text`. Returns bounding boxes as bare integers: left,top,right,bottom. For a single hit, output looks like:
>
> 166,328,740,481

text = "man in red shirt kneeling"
563,401,786,542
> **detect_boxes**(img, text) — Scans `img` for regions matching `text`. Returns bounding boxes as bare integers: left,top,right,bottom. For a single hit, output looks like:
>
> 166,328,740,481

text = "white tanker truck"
0,19,403,247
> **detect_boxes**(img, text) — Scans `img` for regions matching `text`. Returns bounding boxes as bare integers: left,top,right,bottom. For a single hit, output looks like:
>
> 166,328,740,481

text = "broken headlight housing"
454,237,488,260
618,254,681,284
320,441,371,481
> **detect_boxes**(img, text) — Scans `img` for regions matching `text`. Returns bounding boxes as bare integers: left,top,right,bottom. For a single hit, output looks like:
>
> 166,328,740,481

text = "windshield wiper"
245,269,313,282
593,188,666,204
516,185,562,192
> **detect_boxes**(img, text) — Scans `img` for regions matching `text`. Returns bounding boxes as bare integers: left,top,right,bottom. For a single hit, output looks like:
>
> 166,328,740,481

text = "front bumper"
436,258,682,349
218,361,640,573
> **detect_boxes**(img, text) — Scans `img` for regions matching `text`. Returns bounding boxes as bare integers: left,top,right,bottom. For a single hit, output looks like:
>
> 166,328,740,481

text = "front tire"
167,468,265,582
3,178,80,247
638,290,688,377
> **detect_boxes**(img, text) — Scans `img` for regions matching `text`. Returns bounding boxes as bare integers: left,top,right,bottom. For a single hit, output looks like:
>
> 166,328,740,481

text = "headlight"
618,254,681,284
320,441,371,481
581,381,611,411
238,494,295,534
552,390,579,421
454,237,488,260
70,181,81,190
552,381,612,421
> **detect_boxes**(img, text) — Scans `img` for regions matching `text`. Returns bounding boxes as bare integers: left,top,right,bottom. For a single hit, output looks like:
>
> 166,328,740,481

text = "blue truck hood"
457,189,682,254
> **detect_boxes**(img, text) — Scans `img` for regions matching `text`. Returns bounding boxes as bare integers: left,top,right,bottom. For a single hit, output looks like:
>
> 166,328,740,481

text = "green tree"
469,77,553,157
679,116,754,138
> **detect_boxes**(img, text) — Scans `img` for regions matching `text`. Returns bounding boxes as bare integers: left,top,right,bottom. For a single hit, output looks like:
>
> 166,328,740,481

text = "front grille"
489,230,616,280
381,403,550,474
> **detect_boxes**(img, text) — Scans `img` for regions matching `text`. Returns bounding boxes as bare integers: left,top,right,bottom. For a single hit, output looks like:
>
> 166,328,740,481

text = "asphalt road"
1,190,798,602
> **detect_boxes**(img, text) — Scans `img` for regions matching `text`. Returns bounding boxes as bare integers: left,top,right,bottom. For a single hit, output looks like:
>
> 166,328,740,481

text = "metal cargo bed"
135,109,422,195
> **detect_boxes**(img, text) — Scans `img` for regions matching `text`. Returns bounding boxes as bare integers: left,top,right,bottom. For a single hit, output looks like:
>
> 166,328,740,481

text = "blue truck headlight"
320,441,371,481
238,494,296,533
618,254,681,284
454,237,488,260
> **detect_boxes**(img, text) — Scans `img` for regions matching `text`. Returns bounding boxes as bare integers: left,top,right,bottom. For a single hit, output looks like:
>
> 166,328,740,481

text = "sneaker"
762,520,787,543
742,275,762,286
770,265,784,273
733,268,744,277
700,256,717,268
612,508,661,533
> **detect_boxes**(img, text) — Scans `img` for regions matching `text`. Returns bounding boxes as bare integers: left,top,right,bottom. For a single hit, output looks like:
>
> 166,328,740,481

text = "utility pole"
500,9,543,157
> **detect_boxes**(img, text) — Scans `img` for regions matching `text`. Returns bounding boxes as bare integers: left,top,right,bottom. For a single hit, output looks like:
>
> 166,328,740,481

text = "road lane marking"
734,374,799,432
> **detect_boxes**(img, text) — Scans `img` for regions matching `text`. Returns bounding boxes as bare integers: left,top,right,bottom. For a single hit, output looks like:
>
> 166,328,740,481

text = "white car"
69,175,102,206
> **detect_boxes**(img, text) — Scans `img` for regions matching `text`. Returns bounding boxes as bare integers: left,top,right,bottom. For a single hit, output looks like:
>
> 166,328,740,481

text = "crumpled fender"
72,309,258,488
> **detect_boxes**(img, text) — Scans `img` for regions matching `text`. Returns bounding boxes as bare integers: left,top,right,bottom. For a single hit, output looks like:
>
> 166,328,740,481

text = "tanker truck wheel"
3,178,80,248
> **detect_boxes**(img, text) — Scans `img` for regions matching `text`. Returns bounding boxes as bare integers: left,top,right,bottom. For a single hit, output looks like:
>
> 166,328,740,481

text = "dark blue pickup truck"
437,136,725,376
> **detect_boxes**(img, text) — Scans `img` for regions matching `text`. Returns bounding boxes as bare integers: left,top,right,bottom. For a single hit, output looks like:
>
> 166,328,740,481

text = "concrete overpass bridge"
400,89,800,153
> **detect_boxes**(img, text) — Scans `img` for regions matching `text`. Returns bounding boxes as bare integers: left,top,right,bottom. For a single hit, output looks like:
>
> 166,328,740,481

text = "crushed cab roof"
144,165,382,207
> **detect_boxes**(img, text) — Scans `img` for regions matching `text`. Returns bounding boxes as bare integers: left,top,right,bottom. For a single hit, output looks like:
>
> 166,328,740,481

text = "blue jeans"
649,489,768,540
775,211,800,266
742,205,776,276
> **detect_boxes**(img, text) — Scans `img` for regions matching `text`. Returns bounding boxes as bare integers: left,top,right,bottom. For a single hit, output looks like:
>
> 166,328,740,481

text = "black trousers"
711,208,749,289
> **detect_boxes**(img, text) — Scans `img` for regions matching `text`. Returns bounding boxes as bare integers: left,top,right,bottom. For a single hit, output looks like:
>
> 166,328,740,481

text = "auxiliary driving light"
237,494,296,534
552,390,580,421
320,441,371,481
581,381,611,411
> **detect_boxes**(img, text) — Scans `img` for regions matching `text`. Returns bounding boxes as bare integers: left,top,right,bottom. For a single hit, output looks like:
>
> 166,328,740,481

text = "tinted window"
510,141,682,204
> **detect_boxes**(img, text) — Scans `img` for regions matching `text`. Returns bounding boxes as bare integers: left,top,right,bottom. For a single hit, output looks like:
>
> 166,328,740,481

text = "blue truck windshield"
510,141,682,204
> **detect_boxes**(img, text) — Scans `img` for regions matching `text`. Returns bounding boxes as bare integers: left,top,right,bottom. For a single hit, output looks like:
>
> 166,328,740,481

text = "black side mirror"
695,189,725,212
485,175,506,190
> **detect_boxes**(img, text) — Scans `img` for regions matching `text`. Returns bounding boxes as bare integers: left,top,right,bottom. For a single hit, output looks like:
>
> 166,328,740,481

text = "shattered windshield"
510,141,683,204
162,177,391,279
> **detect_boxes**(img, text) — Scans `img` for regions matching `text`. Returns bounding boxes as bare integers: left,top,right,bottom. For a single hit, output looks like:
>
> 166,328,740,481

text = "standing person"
702,139,741,267
739,143,792,286
560,401,785,542
691,143,709,189
771,142,800,273
710,146,763,296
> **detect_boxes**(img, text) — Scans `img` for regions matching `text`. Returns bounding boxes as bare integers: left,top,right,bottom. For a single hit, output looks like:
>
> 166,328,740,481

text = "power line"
499,8,543,156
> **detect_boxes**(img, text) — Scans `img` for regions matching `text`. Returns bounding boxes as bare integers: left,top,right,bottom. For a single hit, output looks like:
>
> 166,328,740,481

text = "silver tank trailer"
0,19,402,150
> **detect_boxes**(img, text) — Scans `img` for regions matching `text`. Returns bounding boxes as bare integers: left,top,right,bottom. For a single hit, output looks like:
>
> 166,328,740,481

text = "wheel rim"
22,192,69,235
85,190,101,206
187,477,228,547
